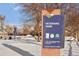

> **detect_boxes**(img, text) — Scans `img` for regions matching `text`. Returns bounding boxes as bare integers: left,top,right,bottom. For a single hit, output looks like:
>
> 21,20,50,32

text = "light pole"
13,26,17,39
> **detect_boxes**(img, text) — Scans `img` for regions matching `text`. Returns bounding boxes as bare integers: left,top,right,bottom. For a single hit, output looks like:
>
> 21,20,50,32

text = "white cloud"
13,6,20,11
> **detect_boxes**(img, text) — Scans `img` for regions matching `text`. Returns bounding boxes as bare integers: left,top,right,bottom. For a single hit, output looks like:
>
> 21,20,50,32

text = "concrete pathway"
0,40,41,56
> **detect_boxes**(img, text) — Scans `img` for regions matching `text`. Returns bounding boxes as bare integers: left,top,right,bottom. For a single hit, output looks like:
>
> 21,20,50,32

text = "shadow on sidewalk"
2,44,34,56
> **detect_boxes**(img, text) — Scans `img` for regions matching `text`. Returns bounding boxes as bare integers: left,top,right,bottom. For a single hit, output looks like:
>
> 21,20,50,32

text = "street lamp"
13,26,17,39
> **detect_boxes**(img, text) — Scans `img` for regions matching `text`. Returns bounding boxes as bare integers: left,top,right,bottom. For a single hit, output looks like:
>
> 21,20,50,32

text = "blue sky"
0,3,22,27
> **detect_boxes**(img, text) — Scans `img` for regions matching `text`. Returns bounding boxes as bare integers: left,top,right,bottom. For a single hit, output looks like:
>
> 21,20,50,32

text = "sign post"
41,9,64,56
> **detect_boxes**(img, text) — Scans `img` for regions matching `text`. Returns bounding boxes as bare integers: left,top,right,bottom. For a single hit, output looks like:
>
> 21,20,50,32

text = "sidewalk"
0,44,21,56
0,40,41,56
60,40,79,56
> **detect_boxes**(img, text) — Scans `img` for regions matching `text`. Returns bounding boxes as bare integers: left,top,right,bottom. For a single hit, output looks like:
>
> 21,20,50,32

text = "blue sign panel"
43,14,64,48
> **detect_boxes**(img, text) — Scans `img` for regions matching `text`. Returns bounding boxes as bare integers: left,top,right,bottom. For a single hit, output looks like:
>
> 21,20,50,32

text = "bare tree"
64,4,79,42
5,25,14,35
20,3,64,41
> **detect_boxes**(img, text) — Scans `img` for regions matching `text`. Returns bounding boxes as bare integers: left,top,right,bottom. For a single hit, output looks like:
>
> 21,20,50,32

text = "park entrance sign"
42,9,64,48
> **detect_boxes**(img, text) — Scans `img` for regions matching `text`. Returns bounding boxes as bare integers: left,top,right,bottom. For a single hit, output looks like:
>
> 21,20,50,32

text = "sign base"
41,48,60,56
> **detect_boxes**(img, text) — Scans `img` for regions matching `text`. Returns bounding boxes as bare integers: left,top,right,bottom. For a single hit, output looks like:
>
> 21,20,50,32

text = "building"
0,15,8,39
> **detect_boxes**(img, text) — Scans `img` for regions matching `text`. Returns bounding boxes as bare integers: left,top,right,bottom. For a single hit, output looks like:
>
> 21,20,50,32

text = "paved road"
60,40,79,56
0,39,41,56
